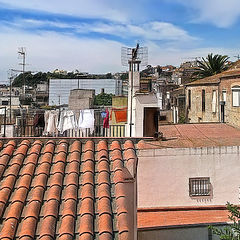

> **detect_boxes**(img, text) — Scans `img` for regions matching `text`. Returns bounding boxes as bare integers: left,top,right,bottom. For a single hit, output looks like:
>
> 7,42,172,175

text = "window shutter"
233,91,239,106
222,91,226,102
212,90,217,113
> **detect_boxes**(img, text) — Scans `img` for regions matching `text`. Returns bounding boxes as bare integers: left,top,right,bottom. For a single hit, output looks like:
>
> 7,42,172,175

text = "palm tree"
193,53,230,79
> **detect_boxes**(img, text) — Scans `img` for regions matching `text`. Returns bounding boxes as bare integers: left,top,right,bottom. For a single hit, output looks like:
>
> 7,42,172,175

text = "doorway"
143,107,159,137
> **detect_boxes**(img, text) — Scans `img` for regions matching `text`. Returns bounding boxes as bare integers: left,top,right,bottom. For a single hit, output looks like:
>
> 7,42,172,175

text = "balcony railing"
14,124,125,137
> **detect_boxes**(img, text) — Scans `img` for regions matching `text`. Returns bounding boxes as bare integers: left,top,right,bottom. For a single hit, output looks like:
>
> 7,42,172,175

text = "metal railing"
14,124,125,137
15,125,44,137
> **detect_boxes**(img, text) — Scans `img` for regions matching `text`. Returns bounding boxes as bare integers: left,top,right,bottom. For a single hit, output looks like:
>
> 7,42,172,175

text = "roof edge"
138,205,229,212
138,221,229,231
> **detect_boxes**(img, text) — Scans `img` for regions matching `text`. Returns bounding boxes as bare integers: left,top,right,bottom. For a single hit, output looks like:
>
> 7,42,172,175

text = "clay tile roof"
186,61,240,87
0,138,138,240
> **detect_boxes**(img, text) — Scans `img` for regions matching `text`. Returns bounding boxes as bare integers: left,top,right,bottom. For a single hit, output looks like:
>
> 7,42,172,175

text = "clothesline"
31,106,127,136
43,108,109,136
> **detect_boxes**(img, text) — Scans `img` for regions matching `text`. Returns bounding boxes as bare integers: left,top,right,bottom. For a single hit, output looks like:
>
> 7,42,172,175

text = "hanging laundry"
33,112,45,128
43,111,49,135
101,111,107,118
103,109,109,128
57,110,77,134
78,109,95,134
109,109,112,121
0,108,5,115
113,107,127,123
43,110,58,135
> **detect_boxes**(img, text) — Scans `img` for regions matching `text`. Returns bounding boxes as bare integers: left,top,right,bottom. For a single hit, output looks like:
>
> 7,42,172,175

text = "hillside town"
1,1,240,240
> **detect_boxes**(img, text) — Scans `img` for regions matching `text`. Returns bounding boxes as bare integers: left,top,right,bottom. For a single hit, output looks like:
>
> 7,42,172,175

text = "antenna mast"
234,55,240,60
121,43,148,137
18,47,26,100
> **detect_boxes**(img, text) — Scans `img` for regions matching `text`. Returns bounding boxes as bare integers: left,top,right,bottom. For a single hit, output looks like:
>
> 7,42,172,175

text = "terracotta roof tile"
0,141,3,149
98,160,110,173
99,213,113,235
0,143,15,157
123,140,135,150
83,140,94,152
97,184,111,200
79,214,94,236
123,149,136,161
83,151,94,161
82,172,94,186
110,140,122,151
82,160,94,173
0,138,138,240
59,215,75,239
97,140,108,151
186,63,240,86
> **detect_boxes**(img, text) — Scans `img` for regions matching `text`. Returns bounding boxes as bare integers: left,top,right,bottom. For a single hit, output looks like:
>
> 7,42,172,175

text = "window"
189,177,211,196
1,101,8,106
232,86,240,107
212,90,217,113
188,90,191,109
140,82,149,92
222,90,226,102
202,89,205,112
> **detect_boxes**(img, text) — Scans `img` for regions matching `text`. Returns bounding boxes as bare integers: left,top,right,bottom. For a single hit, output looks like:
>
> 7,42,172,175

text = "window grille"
189,177,210,196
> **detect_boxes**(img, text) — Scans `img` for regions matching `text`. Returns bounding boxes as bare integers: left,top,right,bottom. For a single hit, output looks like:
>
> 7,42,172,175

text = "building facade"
185,62,240,127
49,78,121,106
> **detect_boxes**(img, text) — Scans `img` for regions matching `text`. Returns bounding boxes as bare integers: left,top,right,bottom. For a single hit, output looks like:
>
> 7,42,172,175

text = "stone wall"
68,89,95,110
186,85,219,123
220,77,240,127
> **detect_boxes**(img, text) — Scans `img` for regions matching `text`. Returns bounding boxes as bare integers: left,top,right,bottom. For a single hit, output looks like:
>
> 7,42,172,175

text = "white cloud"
76,21,197,41
3,17,197,42
0,28,123,83
0,27,237,84
0,0,128,23
147,41,238,66
168,0,240,28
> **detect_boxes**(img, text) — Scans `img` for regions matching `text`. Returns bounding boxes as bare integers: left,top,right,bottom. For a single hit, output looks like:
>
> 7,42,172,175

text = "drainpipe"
218,80,221,123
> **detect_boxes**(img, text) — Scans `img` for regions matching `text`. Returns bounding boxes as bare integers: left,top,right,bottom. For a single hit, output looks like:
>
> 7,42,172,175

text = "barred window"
189,177,211,197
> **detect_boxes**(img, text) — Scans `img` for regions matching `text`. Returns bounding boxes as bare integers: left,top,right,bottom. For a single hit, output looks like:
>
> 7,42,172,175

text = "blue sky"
1,0,240,83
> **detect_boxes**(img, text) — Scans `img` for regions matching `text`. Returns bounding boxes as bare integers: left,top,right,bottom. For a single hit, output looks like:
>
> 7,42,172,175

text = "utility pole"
234,55,240,60
7,71,13,122
18,47,26,100
8,69,22,122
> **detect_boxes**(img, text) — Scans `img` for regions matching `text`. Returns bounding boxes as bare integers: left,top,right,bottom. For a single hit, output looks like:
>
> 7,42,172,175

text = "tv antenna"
234,55,240,60
18,47,26,99
121,43,148,137
121,43,148,68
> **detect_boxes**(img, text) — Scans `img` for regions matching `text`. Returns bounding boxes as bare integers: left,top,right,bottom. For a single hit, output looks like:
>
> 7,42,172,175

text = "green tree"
209,202,240,239
194,53,230,79
120,72,128,81
105,73,112,79
94,93,113,106
12,72,48,87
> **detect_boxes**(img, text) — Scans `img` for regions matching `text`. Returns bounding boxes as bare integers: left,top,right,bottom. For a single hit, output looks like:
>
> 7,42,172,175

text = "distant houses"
185,60,240,127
